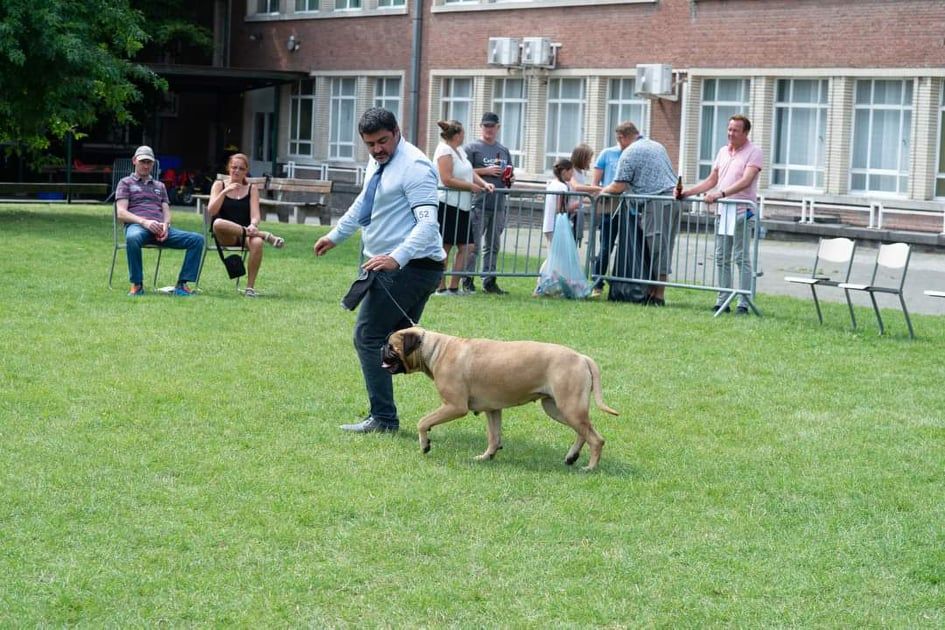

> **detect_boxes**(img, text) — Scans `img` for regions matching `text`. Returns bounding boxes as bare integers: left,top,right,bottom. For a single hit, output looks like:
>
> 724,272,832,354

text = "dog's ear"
402,330,422,358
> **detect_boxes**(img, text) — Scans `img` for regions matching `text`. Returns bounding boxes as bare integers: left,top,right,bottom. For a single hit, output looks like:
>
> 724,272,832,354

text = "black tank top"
217,183,252,226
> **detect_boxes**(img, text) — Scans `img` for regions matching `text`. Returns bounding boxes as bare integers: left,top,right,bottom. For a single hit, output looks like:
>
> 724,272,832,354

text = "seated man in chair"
116,146,204,296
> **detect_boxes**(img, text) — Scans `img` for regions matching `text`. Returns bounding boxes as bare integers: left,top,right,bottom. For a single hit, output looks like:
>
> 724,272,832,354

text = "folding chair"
925,290,945,299
839,242,914,339
785,237,857,326
107,158,165,289
195,205,248,291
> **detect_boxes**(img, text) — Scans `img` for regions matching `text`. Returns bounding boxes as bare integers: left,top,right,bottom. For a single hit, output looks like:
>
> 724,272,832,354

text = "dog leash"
375,275,419,327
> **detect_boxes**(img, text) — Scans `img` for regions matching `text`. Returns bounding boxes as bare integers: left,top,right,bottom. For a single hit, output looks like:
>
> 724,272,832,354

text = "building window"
492,78,527,168
374,77,402,122
440,78,473,132
604,78,649,147
330,78,357,160
295,0,319,11
937,86,945,198
772,79,828,190
288,80,315,157
545,78,586,171
256,0,280,14
698,78,750,179
850,79,913,195
253,112,275,164
335,0,361,9
377,0,405,6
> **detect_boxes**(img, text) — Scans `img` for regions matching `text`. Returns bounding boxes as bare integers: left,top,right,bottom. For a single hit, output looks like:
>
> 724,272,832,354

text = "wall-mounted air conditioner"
488,37,521,66
521,37,553,67
635,64,674,96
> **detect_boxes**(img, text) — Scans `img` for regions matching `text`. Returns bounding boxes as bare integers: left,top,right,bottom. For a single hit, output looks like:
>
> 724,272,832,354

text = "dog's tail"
585,356,619,416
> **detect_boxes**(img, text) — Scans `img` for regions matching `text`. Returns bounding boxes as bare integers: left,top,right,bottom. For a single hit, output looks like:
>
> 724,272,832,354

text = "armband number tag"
412,206,435,223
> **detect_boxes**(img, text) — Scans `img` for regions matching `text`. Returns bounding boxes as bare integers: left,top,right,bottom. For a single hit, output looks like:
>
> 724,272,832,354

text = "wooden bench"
0,181,109,203
195,175,334,225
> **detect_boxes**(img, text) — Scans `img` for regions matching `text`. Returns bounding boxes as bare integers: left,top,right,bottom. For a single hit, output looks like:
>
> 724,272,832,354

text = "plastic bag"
535,213,591,299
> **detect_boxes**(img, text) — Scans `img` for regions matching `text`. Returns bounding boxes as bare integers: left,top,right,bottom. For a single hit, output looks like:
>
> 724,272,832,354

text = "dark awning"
147,64,307,94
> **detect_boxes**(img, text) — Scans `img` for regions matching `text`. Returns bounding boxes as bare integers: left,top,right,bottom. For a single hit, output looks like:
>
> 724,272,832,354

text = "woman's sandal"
264,232,285,248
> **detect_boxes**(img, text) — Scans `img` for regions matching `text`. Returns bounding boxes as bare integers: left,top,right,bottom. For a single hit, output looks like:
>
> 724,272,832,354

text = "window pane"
702,79,715,101
852,110,870,169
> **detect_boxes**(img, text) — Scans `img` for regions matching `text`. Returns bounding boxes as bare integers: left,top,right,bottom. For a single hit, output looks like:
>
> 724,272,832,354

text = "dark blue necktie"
358,162,387,227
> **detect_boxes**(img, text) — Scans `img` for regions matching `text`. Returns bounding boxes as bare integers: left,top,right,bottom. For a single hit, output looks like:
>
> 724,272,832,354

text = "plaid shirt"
613,137,677,196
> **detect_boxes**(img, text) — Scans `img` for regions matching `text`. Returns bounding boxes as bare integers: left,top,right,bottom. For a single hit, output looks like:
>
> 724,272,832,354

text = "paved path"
756,238,945,316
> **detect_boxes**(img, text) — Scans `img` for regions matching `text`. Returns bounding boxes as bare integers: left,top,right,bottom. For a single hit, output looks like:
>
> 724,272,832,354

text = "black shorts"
437,201,472,245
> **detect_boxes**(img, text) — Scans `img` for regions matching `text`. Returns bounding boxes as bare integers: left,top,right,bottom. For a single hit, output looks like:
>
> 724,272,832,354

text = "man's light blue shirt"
328,137,445,267
594,145,624,187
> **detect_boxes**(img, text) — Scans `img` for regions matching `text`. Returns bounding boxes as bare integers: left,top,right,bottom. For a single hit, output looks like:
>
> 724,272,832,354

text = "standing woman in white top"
433,120,494,295
568,143,601,244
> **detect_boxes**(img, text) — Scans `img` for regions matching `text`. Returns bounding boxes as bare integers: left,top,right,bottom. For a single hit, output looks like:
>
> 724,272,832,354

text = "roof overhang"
147,64,307,94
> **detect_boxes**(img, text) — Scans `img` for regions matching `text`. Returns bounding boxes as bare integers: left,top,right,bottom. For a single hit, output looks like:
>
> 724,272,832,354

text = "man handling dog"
314,108,445,433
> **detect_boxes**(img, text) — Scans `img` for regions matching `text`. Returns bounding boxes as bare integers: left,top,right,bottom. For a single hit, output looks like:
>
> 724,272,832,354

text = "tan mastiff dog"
382,326,619,470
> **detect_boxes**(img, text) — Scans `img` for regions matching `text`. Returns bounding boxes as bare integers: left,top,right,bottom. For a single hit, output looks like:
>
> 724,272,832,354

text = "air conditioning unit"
521,37,553,67
488,37,521,66
635,63,674,96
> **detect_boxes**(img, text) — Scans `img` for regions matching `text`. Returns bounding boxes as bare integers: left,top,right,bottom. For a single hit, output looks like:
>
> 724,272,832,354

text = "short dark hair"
359,107,398,136
615,121,638,138
729,114,751,134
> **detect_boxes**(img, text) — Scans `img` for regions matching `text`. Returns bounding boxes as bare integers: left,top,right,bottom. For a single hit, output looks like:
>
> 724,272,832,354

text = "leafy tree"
0,0,211,164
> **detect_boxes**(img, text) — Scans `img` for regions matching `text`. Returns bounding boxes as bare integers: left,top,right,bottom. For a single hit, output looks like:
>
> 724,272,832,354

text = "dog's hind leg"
417,405,468,454
541,398,585,466
475,410,503,461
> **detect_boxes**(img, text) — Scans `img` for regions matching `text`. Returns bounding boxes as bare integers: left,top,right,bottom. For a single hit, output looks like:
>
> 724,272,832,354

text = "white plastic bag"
535,213,591,299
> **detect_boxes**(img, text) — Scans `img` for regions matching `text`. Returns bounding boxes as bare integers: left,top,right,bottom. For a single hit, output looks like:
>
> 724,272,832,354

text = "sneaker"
433,288,449,296
172,283,195,297
462,277,476,293
128,284,144,297
482,280,507,295
340,416,399,433
244,287,258,298
735,305,750,316
711,304,730,314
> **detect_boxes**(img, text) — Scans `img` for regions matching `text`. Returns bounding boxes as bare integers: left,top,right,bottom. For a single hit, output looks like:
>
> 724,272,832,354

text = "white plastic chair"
925,290,945,299
839,242,914,339
785,237,857,327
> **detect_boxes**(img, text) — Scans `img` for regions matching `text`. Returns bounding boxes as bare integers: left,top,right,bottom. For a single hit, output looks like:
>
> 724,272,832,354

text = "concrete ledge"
761,219,945,250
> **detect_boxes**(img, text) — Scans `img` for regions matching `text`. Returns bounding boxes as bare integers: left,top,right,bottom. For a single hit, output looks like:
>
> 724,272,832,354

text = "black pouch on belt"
341,270,376,310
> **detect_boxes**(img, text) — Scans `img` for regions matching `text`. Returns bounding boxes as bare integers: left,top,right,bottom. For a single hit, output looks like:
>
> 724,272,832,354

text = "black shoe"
482,280,507,295
462,277,476,293
735,305,750,316
711,304,731,314
340,416,399,433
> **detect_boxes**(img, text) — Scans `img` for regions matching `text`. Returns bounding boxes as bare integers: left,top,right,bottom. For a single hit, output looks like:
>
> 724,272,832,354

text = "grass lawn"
2,204,944,626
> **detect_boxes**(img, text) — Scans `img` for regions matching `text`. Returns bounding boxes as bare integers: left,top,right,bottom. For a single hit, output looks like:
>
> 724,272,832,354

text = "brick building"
212,0,945,223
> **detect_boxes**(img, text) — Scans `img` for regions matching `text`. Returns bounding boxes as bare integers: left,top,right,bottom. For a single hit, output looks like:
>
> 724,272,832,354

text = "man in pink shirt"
679,114,762,314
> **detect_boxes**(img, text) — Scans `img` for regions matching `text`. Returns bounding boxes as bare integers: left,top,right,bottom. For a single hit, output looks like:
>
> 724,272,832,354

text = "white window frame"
329,77,358,161
377,0,405,7
374,77,402,122
288,80,316,157
604,78,649,148
440,78,474,132
294,0,319,12
492,78,527,169
335,0,362,10
849,79,913,197
697,78,750,180
771,78,828,192
255,0,280,14
544,78,586,171
934,84,945,199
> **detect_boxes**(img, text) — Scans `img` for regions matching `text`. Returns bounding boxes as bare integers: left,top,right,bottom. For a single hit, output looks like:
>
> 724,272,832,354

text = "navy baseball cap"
480,112,500,126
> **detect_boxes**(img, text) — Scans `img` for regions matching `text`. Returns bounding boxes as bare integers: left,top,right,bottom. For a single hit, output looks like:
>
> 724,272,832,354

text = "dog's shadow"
396,424,639,477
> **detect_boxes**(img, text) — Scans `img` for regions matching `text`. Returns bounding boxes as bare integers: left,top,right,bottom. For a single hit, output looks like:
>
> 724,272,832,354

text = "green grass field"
2,204,944,626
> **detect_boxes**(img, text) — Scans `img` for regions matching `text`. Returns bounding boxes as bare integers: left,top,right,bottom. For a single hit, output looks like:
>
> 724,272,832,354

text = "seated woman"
207,153,284,297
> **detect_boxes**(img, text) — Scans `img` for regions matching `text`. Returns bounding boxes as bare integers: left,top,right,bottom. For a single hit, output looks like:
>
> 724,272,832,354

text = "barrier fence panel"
434,188,761,315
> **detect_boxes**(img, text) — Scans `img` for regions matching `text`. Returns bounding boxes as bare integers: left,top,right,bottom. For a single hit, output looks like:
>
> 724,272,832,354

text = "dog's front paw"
564,453,579,466
420,437,431,454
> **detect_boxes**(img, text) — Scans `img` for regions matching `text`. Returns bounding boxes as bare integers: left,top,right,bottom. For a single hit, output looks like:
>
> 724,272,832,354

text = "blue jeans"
592,211,621,288
354,265,442,423
125,224,205,285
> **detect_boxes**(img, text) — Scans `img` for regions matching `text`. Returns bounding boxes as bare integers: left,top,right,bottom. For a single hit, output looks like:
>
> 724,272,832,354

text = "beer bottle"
674,175,683,198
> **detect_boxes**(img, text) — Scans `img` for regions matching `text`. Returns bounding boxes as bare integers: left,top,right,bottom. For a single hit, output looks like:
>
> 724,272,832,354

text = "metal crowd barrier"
434,187,762,316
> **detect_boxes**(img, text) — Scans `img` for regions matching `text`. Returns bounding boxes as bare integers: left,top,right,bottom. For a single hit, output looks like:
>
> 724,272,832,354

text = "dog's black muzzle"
381,343,406,374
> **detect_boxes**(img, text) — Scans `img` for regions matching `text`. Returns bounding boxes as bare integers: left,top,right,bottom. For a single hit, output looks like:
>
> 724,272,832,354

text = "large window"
698,78,750,179
374,77,402,122
604,78,648,147
493,78,527,168
850,79,912,195
440,78,473,132
256,0,279,13
329,78,357,160
772,79,828,190
295,0,319,11
335,0,361,9
288,80,315,157
545,78,586,171
935,86,945,198
377,0,405,6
